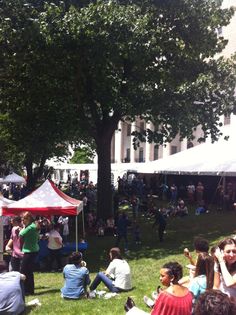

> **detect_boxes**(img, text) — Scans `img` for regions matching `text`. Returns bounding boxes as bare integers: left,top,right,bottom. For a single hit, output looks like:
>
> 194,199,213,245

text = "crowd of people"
1,226,236,315
1,174,236,314
123,236,236,315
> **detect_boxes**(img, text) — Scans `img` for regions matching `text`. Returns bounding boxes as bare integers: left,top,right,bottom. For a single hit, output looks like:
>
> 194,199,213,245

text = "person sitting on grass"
194,289,236,315
183,237,209,267
214,238,236,300
0,260,26,315
180,237,209,286
174,199,188,217
125,261,192,315
61,251,90,299
188,252,214,302
89,247,132,296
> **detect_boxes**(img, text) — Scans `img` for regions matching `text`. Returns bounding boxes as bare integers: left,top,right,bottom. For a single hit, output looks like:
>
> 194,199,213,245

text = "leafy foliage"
0,0,236,214
70,146,95,164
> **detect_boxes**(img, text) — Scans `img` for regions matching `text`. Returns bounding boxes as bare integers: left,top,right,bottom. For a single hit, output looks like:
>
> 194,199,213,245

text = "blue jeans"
90,272,120,292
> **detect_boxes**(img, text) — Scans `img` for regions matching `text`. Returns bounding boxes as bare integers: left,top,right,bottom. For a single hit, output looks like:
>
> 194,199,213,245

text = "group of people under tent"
1,210,236,315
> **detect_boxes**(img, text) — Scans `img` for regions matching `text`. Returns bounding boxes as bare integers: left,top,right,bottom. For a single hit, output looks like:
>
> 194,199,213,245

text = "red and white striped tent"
2,180,84,251
2,179,83,216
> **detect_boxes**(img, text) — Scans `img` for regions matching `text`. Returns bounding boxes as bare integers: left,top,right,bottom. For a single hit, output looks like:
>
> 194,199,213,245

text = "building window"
139,147,144,162
224,114,231,125
154,146,158,160
170,145,178,155
125,148,130,162
127,124,131,136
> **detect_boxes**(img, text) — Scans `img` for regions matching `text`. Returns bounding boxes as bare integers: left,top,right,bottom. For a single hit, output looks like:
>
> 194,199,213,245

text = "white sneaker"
88,290,96,299
143,295,154,308
27,298,41,306
152,291,158,300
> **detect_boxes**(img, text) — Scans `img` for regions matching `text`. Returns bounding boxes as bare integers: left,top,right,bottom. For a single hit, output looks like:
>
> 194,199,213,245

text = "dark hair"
210,245,217,257
194,290,236,315
194,237,209,252
195,252,214,289
12,216,22,224
53,223,61,230
69,252,83,265
218,238,236,273
109,247,122,260
162,262,183,283
218,238,236,251
0,261,8,273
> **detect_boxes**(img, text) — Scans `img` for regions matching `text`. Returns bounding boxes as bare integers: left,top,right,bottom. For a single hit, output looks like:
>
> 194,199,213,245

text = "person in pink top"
5,216,23,272
125,262,193,315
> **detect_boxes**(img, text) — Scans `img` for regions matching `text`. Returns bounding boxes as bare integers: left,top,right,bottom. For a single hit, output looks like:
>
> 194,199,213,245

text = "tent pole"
75,215,78,252
82,209,85,238
223,176,226,211
0,217,3,261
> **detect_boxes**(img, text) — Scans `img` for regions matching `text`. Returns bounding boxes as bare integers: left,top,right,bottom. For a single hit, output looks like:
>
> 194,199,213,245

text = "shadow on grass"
24,305,39,314
84,208,236,272
35,288,59,296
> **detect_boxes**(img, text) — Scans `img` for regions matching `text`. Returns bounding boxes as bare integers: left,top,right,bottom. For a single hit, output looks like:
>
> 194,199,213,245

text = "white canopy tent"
0,172,26,184
137,137,236,176
0,196,15,261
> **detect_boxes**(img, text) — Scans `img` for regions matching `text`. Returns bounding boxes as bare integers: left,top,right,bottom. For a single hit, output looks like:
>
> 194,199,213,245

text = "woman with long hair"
89,247,132,295
214,238,236,299
125,261,192,315
188,252,214,301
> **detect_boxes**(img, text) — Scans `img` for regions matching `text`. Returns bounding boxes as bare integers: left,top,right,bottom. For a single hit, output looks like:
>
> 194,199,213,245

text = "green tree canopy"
1,0,236,217
70,146,95,164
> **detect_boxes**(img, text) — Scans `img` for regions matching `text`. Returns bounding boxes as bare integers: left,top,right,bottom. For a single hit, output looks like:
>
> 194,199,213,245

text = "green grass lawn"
25,207,236,315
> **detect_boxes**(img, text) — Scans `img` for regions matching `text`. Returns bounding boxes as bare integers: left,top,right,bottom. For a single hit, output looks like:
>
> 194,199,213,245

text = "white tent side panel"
136,138,236,176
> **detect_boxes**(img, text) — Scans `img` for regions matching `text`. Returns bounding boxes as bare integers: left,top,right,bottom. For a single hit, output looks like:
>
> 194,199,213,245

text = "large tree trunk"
96,134,113,220
25,155,47,191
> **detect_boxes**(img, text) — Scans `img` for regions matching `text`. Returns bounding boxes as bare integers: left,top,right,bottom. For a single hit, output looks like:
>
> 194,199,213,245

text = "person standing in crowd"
58,216,69,243
47,223,63,272
196,182,204,204
115,213,130,251
170,183,178,205
152,209,167,242
90,247,132,295
5,216,23,271
131,194,140,218
19,212,39,295
61,252,90,299
186,182,195,204
0,261,26,315
214,238,236,299
2,215,11,241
